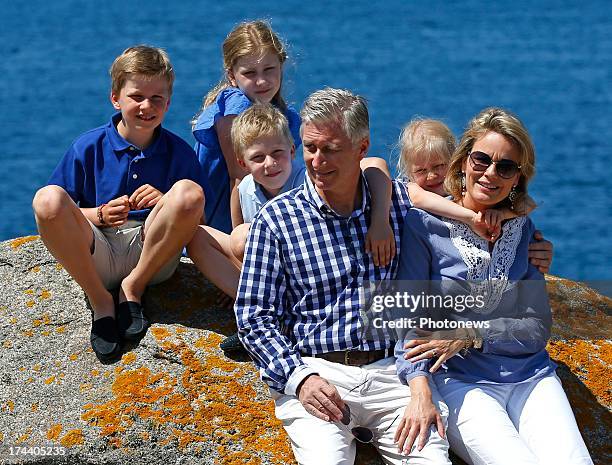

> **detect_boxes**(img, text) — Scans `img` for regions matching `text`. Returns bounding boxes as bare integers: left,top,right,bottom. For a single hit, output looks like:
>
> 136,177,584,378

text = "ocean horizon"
1,0,610,282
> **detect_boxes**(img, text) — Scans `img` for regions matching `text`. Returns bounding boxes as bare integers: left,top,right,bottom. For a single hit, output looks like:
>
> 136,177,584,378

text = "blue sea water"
0,0,610,282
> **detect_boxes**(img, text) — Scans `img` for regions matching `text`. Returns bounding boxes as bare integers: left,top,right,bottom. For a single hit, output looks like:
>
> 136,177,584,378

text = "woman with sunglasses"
393,108,593,464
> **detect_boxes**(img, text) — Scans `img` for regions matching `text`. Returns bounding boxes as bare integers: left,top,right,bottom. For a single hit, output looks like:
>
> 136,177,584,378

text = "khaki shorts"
89,220,181,290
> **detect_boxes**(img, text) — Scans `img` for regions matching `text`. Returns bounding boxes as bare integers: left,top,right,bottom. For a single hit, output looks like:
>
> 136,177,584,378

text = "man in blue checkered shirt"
235,88,451,464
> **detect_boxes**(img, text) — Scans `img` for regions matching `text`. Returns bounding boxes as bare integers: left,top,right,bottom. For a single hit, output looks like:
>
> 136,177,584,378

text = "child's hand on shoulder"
129,184,163,209
471,210,502,242
101,195,130,227
365,221,396,267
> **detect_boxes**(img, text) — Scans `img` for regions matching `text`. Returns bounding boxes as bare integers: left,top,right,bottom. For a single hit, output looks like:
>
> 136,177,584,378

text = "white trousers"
271,357,451,465
435,373,593,465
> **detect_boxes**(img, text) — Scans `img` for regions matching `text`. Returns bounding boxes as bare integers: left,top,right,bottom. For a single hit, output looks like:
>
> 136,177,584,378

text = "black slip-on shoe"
220,332,245,353
117,301,149,341
90,316,121,362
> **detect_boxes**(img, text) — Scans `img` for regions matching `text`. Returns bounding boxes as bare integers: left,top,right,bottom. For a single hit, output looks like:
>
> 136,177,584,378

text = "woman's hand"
395,377,445,454
365,220,396,267
404,330,466,373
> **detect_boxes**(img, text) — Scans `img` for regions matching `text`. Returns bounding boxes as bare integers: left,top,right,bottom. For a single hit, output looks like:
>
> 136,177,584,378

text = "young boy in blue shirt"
32,46,204,361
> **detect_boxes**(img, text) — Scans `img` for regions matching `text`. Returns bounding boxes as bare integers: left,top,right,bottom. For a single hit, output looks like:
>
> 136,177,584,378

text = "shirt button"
129,146,136,151
132,174,138,179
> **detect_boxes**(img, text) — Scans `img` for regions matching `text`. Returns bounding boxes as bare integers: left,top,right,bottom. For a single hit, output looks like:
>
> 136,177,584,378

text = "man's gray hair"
300,88,369,145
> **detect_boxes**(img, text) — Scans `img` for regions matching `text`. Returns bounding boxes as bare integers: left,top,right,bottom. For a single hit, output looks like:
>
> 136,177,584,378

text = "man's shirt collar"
303,172,371,219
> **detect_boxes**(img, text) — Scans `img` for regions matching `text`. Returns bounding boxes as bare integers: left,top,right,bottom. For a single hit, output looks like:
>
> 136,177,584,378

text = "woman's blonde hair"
445,107,536,212
193,20,288,125
397,118,456,180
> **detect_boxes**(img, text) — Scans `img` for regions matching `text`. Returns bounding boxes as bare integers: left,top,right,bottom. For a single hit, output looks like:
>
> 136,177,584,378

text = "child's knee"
186,226,206,253
170,180,205,216
230,224,249,261
32,185,70,221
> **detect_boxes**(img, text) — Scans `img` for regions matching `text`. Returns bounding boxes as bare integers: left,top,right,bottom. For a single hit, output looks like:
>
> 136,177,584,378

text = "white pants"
271,357,451,465
435,373,593,465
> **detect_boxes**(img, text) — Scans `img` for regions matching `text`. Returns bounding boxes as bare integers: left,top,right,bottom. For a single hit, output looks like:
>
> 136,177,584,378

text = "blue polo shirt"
48,113,200,209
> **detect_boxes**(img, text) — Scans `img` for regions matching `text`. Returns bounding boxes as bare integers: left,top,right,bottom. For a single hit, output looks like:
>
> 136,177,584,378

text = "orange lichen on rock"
151,326,172,341
108,436,122,448
6,400,15,412
26,300,35,308
11,236,38,248
82,333,293,464
24,290,35,295
121,352,137,365
47,424,63,441
69,353,78,361
60,429,84,447
56,263,63,270
547,339,612,407
3,340,13,349
31,266,41,273
31,403,39,412
40,290,51,299
45,375,56,385
16,428,33,444
56,326,66,334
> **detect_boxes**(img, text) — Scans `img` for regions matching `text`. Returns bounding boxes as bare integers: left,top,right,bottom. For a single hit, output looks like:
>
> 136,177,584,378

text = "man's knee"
32,185,71,222
168,180,205,217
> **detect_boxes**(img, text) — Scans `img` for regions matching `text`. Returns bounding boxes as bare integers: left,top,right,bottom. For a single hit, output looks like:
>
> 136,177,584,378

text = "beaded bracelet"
97,203,107,225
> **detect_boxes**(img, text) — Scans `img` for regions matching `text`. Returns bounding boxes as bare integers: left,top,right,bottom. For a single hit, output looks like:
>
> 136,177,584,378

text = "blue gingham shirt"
235,174,412,394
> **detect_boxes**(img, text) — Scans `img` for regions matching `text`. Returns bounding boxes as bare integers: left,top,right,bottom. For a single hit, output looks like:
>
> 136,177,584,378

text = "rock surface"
0,236,610,465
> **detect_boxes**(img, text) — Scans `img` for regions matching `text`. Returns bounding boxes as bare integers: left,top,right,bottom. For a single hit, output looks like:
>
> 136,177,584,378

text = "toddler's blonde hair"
397,118,456,180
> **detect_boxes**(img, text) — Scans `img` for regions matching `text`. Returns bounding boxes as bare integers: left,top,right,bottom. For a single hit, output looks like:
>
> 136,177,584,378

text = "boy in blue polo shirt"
32,46,204,361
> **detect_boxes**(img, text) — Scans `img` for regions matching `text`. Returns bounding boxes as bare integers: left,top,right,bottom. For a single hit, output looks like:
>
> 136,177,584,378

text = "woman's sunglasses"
468,151,521,179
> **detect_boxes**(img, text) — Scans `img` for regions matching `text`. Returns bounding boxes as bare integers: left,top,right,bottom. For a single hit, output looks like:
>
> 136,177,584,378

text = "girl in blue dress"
191,20,301,233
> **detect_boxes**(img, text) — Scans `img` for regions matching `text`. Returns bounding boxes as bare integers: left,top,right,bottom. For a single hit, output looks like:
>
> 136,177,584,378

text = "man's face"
302,121,368,197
